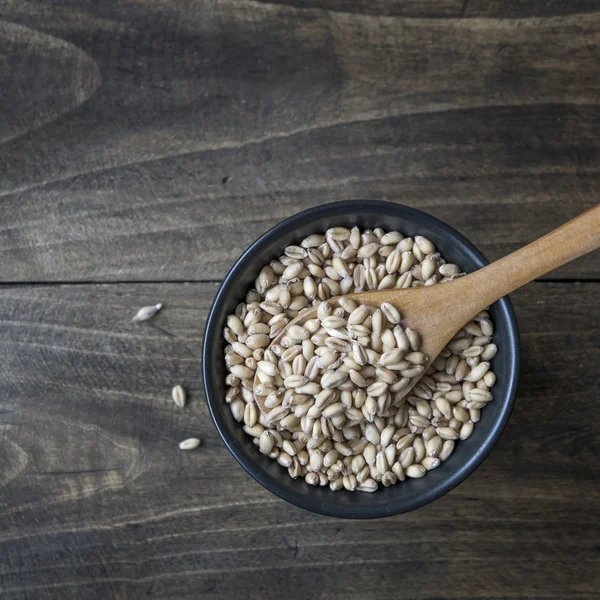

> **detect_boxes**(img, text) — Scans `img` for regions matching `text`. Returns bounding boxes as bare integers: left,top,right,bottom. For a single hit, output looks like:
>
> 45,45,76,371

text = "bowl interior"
203,200,519,518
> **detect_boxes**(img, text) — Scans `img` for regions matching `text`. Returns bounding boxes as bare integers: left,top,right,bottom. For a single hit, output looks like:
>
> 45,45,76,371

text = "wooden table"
1,2,599,598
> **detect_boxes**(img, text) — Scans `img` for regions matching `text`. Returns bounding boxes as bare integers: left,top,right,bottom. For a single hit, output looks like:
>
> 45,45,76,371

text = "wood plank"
0,281,598,599
1,3,600,281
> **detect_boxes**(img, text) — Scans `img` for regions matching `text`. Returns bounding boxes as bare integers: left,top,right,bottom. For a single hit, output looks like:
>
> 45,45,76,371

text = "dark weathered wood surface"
0,1,599,598
0,283,599,599
2,2,600,281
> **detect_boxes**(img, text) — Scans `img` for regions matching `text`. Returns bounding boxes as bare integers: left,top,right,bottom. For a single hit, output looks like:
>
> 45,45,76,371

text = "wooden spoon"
254,205,600,414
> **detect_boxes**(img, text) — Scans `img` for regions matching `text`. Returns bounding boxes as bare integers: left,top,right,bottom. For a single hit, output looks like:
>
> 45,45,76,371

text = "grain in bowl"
223,226,497,492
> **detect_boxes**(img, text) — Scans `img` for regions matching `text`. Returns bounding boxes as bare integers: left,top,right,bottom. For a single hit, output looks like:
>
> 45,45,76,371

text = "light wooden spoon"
254,205,600,414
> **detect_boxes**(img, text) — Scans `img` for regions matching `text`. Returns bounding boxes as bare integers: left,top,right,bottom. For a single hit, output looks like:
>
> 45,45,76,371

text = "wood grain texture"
0,20,102,144
0,1,600,280
0,282,598,599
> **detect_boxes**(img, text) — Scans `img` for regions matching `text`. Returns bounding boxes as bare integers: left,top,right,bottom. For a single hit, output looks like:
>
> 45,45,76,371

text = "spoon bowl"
253,282,473,415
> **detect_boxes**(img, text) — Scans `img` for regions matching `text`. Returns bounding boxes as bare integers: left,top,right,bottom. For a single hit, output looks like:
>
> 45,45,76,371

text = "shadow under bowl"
203,200,520,518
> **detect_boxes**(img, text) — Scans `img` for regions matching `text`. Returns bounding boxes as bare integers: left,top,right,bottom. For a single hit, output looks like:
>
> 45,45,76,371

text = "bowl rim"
203,200,520,518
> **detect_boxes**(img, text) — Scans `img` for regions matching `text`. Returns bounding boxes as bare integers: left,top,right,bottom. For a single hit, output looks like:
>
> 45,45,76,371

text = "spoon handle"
458,204,600,314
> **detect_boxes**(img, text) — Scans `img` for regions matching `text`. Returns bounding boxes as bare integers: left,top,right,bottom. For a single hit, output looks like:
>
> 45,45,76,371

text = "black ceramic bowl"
203,200,519,518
